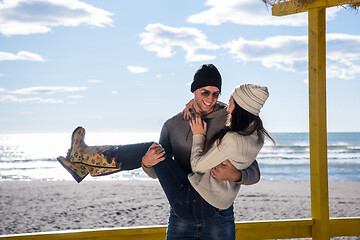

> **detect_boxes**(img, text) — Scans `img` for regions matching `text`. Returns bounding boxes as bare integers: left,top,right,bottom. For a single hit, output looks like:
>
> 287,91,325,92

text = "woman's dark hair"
203,100,276,154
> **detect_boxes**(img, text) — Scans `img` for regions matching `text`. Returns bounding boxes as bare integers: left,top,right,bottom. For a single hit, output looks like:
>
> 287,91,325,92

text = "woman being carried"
57,83,275,224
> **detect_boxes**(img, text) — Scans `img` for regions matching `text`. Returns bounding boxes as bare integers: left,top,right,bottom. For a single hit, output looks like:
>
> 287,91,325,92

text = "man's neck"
193,102,216,117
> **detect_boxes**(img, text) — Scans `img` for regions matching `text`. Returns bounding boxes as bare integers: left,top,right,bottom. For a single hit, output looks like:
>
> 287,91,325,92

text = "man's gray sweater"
143,102,260,185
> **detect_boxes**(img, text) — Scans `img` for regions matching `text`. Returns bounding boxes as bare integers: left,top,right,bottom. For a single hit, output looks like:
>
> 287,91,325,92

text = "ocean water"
0,132,359,181
260,132,360,181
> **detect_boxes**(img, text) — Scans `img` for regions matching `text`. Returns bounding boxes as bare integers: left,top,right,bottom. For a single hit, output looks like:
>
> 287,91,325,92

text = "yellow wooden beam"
1,218,359,240
235,219,313,239
0,220,313,240
329,217,360,237
0,226,167,240
308,7,330,240
272,0,360,16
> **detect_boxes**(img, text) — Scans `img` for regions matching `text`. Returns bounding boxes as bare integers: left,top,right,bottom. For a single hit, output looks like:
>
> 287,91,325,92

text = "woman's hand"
142,143,165,168
189,114,207,135
182,99,194,120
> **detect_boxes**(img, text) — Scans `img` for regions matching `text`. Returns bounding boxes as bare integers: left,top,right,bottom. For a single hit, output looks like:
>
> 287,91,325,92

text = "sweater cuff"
236,169,248,185
236,161,261,185
141,162,158,179
193,134,205,145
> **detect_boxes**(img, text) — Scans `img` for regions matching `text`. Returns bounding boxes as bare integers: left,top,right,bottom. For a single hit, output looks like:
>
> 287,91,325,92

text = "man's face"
193,86,220,116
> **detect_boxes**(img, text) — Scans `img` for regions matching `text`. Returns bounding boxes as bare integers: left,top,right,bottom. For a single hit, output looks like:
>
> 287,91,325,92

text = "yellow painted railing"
1,218,359,240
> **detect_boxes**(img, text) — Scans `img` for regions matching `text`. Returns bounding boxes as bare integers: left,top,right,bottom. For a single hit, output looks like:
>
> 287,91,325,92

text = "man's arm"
159,121,173,157
211,160,260,185
141,121,172,179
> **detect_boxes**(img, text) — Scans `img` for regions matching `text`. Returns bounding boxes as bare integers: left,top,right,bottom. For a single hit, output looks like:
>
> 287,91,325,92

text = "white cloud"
111,90,118,94
225,35,308,72
139,23,219,62
0,95,63,103
224,33,360,80
127,66,148,74
0,51,45,62
9,86,87,94
0,86,87,103
19,111,33,115
187,0,340,26
326,34,360,79
66,101,78,105
87,79,102,83
156,74,162,78
67,95,83,99
0,0,113,36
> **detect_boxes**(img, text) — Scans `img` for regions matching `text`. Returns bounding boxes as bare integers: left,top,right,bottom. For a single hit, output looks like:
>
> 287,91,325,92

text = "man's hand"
211,160,242,182
142,143,165,168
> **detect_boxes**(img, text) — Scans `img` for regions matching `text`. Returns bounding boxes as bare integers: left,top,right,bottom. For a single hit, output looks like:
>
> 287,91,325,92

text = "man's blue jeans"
166,206,235,240
153,155,236,240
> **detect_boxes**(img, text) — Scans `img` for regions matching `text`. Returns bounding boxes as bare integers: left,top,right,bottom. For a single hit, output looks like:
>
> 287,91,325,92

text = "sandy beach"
0,180,359,236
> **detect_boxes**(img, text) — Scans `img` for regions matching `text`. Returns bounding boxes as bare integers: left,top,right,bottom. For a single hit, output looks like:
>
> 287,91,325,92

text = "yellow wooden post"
273,1,360,239
308,7,330,240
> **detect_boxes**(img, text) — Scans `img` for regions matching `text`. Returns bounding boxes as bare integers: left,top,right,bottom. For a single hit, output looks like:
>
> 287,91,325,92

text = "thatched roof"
262,0,359,11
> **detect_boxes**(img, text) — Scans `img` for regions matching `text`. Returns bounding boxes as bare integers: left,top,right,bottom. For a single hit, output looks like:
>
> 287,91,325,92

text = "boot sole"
57,156,88,183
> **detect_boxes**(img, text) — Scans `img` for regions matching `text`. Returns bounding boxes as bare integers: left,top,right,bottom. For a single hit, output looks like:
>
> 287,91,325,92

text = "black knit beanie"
191,64,222,93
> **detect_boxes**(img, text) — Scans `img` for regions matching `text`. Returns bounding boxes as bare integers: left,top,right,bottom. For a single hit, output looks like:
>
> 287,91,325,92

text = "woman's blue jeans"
111,142,154,170
153,154,218,222
114,141,216,222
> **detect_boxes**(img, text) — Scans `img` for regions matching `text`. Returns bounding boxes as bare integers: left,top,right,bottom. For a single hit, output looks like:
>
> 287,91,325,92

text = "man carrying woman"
57,64,274,240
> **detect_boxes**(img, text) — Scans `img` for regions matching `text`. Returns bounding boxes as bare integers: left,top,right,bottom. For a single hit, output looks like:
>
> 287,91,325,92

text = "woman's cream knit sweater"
188,131,264,209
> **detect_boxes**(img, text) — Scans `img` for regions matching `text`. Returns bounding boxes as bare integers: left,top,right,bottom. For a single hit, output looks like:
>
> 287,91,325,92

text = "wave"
1,132,359,181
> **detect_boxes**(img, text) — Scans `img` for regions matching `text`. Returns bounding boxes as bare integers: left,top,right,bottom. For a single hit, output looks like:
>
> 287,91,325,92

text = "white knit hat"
231,84,269,116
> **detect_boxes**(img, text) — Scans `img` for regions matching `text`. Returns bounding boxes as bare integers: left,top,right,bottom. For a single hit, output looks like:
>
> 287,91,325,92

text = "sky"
0,0,359,134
